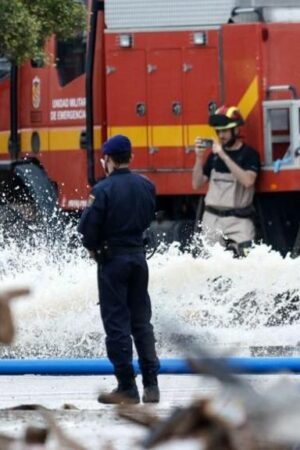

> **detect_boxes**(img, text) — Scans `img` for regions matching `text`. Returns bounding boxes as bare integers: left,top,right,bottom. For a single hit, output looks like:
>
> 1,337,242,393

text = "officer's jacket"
78,168,156,250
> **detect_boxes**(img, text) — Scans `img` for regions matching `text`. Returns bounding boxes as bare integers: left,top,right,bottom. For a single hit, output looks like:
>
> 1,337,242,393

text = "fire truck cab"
0,0,299,255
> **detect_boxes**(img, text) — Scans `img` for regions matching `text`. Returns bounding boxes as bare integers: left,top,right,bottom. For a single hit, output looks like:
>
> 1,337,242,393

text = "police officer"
192,106,260,256
78,135,160,404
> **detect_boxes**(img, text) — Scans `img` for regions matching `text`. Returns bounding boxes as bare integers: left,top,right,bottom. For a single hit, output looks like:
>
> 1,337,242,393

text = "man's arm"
192,139,209,190
78,188,107,250
213,143,257,188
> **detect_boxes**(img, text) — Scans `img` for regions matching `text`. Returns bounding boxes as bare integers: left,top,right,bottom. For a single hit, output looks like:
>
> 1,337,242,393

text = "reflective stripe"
108,126,147,147
0,131,9,154
238,76,259,121
0,77,259,153
226,106,240,118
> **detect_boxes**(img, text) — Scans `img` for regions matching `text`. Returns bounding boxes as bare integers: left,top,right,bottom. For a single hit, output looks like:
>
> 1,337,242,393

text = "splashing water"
0,223,300,358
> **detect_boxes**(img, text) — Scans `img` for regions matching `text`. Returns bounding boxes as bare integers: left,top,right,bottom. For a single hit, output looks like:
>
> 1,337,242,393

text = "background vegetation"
0,0,87,65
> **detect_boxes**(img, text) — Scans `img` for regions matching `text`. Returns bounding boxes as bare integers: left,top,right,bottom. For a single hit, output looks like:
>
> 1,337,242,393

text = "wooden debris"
39,407,87,450
117,405,159,429
6,404,50,411
25,426,49,444
0,404,85,449
61,403,79,410
0,433,18,450
0,288,30,344
123,327,298,450
140,399,246,449
2,403,78,411
118,398,292,450
102,441,116,450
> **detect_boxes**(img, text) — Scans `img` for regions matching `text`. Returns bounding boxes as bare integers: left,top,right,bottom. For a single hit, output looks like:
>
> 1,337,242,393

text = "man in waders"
192,105,260,256
78,135,160,404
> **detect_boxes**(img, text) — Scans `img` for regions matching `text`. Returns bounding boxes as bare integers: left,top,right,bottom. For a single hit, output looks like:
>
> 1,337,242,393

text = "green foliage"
0,0,87,65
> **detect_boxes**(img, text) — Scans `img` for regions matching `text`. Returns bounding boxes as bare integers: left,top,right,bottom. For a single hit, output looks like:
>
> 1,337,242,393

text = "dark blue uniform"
78,168,159,380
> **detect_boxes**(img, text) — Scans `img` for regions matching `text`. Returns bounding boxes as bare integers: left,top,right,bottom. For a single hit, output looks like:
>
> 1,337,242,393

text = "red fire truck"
0,0,299,255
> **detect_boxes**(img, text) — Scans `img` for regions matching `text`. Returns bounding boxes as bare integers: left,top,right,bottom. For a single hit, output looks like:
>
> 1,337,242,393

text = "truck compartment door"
106,49,148,169
147,49,184,169
183,46,221,168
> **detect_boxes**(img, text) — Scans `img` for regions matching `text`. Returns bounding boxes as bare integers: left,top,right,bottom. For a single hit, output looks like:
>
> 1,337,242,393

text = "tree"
0,0,87,65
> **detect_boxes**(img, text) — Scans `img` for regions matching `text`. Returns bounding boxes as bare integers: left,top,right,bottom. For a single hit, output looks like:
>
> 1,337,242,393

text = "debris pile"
116,335,300,450
0,404,87,449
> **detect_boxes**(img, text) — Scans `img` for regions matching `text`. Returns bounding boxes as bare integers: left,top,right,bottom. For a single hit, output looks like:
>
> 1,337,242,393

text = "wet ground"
0,373,295,449
0,374,206,449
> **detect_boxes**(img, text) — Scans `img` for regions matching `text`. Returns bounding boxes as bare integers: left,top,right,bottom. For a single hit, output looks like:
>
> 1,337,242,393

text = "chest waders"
202,169,256,253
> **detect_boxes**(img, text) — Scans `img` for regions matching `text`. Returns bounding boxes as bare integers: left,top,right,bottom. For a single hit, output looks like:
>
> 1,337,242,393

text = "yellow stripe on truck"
17,127,102,153
0,131,9,154
108,126,148,147
109,125,214,148
49,129,82,151
186,125,217,146
20,129,49,152
238,75,259,120
150,125,183,147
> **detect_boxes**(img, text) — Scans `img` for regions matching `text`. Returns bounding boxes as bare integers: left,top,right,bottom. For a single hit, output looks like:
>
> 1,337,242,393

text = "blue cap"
103,135,132,155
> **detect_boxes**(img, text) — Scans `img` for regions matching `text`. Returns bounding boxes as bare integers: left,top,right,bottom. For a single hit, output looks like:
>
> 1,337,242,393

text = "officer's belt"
110,246,145,255
205,205,254,218
99,244,145,258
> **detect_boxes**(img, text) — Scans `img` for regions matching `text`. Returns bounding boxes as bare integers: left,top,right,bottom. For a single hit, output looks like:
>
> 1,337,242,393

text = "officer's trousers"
97,253,159,377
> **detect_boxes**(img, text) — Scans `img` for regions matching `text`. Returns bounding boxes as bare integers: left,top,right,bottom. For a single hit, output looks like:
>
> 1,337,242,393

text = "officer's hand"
194,137,208,156
88,250,97,261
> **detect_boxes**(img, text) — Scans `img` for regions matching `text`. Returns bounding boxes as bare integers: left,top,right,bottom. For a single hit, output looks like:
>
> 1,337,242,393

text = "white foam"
0,229,299,357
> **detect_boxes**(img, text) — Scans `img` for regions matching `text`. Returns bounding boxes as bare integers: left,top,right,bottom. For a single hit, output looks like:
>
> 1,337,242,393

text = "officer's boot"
142,372,160,403
98,367,140,404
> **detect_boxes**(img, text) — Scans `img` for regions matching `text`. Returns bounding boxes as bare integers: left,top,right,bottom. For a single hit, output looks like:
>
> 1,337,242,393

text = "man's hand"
194,137,211,156
212,142,232,165
212,141,224,156
192,138,211,189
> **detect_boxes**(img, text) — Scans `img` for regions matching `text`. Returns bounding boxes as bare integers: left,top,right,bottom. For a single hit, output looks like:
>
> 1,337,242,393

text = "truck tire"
0,161,60,244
